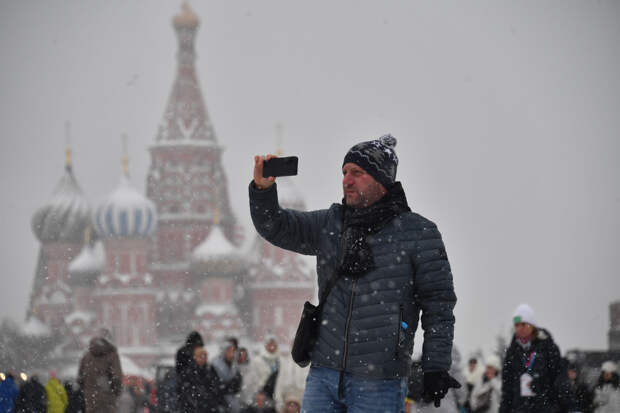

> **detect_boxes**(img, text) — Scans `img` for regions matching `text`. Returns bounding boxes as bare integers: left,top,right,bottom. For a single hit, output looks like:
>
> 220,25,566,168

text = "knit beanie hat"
602,361,617,373
512,303,537,326
342,134,399,189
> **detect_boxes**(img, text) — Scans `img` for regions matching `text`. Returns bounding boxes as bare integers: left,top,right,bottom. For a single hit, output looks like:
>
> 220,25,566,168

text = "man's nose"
343,172,353,186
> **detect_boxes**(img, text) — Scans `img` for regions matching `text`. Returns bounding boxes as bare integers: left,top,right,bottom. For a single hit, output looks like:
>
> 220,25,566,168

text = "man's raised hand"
253,155,277,190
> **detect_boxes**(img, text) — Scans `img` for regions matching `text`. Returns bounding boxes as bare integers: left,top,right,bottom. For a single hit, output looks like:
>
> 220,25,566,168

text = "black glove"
422,371,461,407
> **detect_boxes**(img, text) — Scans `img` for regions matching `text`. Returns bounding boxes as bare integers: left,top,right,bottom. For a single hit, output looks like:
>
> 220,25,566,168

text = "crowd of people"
0,308,619,413
403,303,620,413
0,328,303,413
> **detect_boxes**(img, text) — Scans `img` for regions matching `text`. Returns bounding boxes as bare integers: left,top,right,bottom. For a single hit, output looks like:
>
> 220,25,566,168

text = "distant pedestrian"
499,303,576,413
178,346,226,413
14,374,47,413
559,361,593,413
469,355,502,413
156,369,177,413
77,328,123,413
63,380,85,413
44,371,68,413
464,357,484,412
212,338,242,412
593,361,620,413
0,373,19,413
278,388,302,413
250,335,280,402
241,390,277,413
175,330,204,404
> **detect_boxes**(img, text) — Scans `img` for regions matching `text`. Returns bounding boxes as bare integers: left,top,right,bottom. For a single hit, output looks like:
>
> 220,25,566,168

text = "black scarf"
338,182,411,277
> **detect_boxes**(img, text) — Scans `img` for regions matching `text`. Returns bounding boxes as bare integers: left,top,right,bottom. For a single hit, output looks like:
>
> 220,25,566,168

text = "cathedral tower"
146,3,240,338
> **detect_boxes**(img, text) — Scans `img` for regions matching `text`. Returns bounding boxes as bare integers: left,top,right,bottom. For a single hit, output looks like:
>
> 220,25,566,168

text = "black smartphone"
262,156,299,177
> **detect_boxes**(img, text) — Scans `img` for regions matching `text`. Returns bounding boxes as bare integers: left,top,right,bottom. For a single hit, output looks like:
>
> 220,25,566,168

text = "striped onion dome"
94,175,157,238
32,165,91,244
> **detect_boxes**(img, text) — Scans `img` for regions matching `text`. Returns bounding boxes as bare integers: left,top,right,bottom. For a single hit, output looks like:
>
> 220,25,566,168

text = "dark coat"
249,182,456,377
64,382,85,413
14,377,47,413
0,375,19,413
177,360,226,413
241,406,277,413
175,331,204,400
500,328,572,413
156,370,177,413
77,337,123,413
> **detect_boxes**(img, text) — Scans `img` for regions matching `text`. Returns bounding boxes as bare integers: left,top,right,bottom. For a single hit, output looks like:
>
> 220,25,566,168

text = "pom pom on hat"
343,134,399,189
379,134,397,148
512,303,536,327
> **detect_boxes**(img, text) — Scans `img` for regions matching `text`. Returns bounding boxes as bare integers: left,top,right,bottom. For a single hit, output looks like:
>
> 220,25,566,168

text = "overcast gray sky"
1,1,619,359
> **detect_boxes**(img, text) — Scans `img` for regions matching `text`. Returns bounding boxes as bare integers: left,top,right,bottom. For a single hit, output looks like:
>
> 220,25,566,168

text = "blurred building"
26,3,314,376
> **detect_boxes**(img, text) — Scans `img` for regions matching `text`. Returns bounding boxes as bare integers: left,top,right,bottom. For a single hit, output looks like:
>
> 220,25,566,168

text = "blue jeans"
301,366,408,413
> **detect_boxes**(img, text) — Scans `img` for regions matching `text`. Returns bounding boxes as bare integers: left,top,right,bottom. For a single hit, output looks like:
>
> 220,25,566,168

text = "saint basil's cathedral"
27,4,314,378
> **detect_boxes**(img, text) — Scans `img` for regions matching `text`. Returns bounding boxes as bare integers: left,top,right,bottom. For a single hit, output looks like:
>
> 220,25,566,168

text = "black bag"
291,272,340,367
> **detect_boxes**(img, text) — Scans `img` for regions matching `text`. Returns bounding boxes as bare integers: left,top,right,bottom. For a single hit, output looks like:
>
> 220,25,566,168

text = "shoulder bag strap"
317,271,340,311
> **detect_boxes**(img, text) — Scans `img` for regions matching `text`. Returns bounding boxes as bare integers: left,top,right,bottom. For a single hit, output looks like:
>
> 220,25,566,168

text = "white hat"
602,361,617,373
485,355,502,371
512,303,536,326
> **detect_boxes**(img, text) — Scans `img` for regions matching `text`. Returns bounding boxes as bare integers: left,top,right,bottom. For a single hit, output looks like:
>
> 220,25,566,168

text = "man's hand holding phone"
253,155,277,190
253,155,298,190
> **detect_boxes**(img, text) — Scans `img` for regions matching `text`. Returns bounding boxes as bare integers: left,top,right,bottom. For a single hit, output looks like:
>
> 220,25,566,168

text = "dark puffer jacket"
249,182,456,378
500,328,572,413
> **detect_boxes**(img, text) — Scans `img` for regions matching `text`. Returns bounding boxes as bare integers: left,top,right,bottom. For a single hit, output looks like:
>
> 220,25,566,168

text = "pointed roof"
68,241,104,285
192,225,236,261
22,316,51,337
154,3,217,145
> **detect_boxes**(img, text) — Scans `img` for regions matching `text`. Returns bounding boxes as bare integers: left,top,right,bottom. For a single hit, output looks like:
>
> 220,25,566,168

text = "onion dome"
32,163,91,244
94,175,157,239
173,2,199,28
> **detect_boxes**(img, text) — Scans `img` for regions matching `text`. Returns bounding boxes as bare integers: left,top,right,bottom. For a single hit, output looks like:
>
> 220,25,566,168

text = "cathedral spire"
155,2,216,144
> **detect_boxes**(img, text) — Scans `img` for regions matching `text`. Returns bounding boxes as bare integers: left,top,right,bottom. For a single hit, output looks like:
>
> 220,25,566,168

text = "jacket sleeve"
249,181,329,256
412,221,457,372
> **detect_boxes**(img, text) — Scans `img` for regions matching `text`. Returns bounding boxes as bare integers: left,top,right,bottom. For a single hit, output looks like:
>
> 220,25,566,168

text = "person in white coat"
470,355,502,413
249,335,281,402
593,360,620,413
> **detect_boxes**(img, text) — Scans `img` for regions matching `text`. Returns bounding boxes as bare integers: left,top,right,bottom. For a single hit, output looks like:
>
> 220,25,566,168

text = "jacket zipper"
342,279,358,371
338,279,357,399
394,304,404,359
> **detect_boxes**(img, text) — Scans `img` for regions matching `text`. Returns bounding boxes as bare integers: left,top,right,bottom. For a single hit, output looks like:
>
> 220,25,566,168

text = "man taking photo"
249,134,459,412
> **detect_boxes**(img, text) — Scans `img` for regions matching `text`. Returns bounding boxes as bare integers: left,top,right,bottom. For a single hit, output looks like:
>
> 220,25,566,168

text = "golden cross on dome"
121,133,129,176
65,120,72,169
